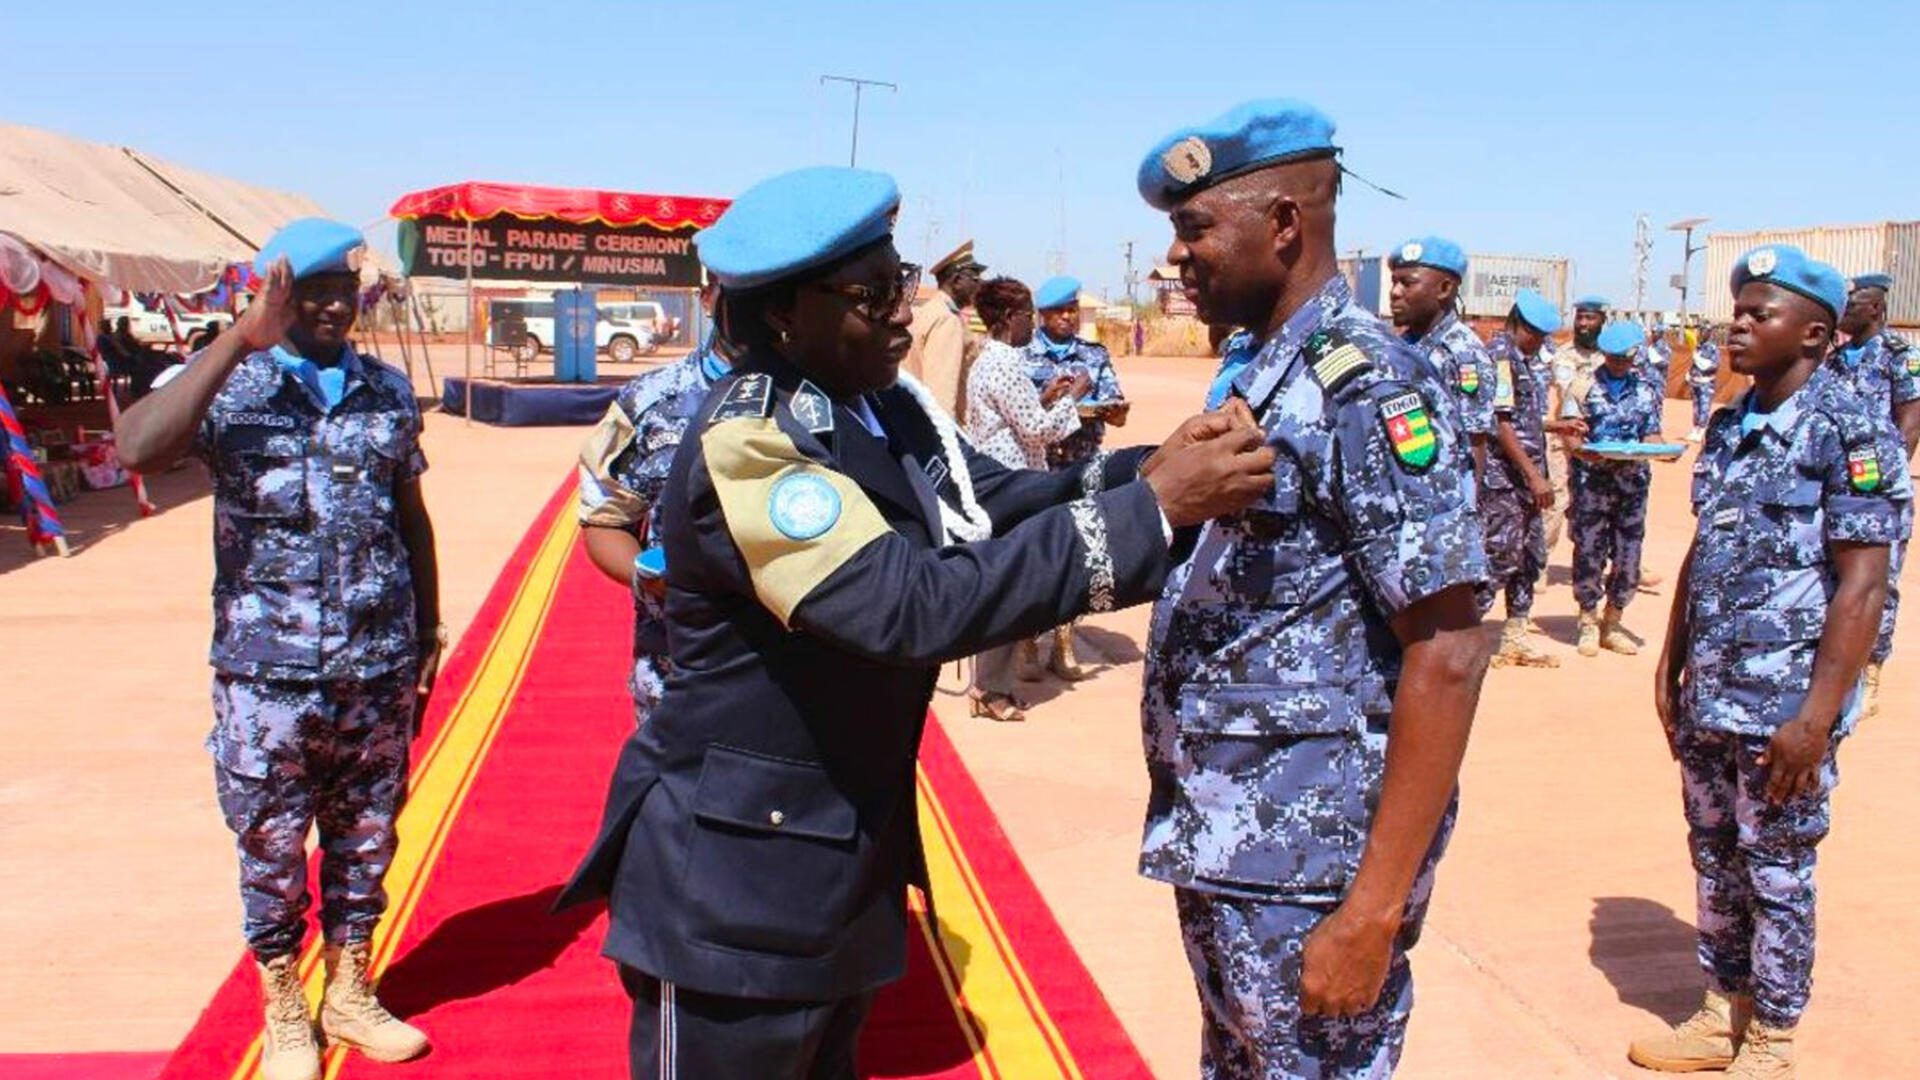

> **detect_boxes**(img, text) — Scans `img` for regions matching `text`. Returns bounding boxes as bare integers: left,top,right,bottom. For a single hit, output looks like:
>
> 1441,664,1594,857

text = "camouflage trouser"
1542,438,1570,552
1481,484,1545,620
1689,381,1716,429
209,672,414,960
1173,806,1453,1079
1570,461,1649,612
1677,725,1837,1029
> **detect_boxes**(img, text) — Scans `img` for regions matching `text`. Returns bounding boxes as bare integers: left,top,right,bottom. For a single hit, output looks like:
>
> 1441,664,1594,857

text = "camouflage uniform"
1825,329,1918,664
1026,333,1123,468
1688,341,1721,430
1570,368,1661,612
181,346,427,959
1142,274,1486,1077
1544,342,1604,550
1414,309,1496,454
1680,366,1910,1028
578,343,728,718
1639,334,1674,394
1482,335,1550,619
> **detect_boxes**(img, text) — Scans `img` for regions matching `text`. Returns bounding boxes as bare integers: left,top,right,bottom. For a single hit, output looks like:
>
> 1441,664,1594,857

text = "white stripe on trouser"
658,980,676,1079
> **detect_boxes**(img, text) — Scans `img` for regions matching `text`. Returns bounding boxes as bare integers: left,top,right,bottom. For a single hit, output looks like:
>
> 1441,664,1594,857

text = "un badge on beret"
1748,248,1778,276
1400,242,1424,263
1163,136,1213,185
768,472,842,540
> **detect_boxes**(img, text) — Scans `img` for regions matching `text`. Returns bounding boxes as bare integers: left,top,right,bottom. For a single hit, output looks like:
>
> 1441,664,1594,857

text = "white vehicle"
490,299,676,363
103,296,231,346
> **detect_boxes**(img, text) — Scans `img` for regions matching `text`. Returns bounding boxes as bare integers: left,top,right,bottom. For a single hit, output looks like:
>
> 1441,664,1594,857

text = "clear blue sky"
10,1,1912,309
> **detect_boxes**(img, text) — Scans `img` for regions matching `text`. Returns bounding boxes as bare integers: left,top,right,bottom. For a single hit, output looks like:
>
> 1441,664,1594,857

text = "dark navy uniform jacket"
559,349,1169,1002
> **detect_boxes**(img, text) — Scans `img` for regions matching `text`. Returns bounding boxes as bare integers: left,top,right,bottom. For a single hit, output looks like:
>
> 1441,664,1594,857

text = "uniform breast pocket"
1174,683,1370,895
222,452,308,520
680,745,862,958
1225,480,1312,604
1751,478,1824,565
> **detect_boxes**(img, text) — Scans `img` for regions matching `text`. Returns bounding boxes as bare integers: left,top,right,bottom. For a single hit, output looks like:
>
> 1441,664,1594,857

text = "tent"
0,122,372,546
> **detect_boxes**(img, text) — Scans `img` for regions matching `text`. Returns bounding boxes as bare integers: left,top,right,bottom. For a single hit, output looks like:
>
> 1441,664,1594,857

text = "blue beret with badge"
1851,272,1895,293
1597,321,1646,357
697,166,901,291
1388,236,1467,278
1730,244,1848,321
254,218,366,280
1137,98,1339,211
1034,275,1081,311
1512,288,1562,334
1573,295,1610,312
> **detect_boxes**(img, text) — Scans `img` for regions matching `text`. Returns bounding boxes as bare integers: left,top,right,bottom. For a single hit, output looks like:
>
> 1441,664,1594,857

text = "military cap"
1730,244,1848,321
1388,236,1467,278
1851,272,1895,293
1573,295,1610,312
1137,98,1338,211
1597,321,1647,358
1512,288,1562,334
696,166,900,291
254,218,365,280
1034,275,1081,311
930,240,986,279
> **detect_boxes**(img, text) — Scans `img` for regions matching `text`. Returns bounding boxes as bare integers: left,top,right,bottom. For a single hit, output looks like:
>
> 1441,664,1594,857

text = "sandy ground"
1,349,1913,1078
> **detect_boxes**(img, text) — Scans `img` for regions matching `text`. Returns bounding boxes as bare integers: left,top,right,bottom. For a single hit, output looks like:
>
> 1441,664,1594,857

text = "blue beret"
696,167,900,291
1388,236,1467,278
1137,98,1338,211
1729,244,1848,321
1597,321,1646,357
1852,272,1894,292
1034,275,1081,310
1512,289,1562,334
255,218,365,280
1573,295,1610,312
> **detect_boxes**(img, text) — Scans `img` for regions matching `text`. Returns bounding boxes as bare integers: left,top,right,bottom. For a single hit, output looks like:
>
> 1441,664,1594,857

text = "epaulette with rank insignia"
1885,329,1911,353
708,372,775,424
1304,330,1372,396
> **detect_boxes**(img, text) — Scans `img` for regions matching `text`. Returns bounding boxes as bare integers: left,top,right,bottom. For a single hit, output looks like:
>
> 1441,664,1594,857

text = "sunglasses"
807,263,921,321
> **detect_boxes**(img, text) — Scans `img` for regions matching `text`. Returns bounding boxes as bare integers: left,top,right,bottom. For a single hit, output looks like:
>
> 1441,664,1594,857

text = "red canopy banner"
388,182,729,231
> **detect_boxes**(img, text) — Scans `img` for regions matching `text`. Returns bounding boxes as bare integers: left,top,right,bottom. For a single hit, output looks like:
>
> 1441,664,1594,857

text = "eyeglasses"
807,263,921,320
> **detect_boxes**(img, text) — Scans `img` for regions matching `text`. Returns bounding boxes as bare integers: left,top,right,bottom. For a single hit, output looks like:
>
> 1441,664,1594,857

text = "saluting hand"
234,257,298,352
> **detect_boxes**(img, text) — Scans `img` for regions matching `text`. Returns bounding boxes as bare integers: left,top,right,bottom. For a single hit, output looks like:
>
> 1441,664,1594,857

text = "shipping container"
1701,222,1920,324
1340,253,1569,320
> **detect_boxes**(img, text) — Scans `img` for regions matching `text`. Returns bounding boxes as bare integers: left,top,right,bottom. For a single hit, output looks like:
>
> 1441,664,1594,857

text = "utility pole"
1667,217,1711,322
819,75,896,167
1122,241,1137,307
1632,214,1652,317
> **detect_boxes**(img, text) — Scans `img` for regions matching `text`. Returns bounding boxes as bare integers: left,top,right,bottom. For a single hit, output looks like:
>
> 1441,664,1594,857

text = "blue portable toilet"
553,288,598,383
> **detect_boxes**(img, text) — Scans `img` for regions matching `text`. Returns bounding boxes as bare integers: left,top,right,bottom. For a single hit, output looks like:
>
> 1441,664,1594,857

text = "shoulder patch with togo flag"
1848,445,1885,492
1457,359,1480,396
1380,390,1438,470
709,373,774,424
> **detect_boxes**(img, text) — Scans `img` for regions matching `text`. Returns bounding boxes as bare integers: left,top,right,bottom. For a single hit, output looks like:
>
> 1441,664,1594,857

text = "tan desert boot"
1014,638,1045,682
256,953,321,1080
1726,1019,1795,1078
1627,988,1742,1072
1577,609,1601,656
321,942,429,1062
1049,625,1092,681
1602,604,1640,655
1492,617,1559,668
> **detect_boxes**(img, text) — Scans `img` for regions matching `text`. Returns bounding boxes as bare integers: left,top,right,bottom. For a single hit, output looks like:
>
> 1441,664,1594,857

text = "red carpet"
158,479,1151,1079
